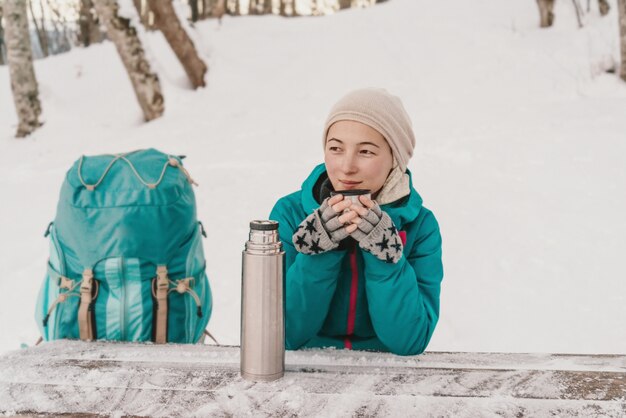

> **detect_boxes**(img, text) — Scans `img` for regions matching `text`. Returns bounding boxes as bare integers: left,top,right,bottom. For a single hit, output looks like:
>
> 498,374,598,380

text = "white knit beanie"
323,88,416,173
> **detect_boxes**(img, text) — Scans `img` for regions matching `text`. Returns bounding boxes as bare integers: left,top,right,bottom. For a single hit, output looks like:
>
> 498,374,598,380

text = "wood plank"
0,341,624,417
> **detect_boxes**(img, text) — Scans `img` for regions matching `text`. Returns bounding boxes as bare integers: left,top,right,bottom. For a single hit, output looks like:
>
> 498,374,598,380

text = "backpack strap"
42,263,81,328
78,268,97,341
153,265,169,344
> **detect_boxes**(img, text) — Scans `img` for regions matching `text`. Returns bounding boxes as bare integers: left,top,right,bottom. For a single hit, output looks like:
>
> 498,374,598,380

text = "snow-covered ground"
1,0,625,356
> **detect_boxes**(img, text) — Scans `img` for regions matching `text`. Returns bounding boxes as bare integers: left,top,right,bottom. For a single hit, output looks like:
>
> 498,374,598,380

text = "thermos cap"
250,220,279,231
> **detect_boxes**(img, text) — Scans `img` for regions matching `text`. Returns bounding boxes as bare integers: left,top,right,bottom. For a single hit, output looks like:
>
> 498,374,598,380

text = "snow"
1,0,626,358
1,341,625,416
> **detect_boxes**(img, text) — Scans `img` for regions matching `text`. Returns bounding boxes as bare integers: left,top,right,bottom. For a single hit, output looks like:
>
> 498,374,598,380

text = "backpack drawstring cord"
151,277,203,318
77,152,198,191
43,279,99,327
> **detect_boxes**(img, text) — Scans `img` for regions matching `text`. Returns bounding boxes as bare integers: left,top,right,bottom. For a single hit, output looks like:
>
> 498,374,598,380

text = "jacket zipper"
346,245,359,349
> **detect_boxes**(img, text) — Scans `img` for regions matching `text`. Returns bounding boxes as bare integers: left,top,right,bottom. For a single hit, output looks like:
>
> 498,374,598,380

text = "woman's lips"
339,180,361,189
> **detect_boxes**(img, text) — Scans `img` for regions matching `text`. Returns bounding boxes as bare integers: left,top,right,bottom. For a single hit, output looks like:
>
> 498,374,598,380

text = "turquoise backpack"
35,149,212,344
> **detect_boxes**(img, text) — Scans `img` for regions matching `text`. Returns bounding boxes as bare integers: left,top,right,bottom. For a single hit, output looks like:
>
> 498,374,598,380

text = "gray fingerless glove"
292,198,349,254
351,203,404,264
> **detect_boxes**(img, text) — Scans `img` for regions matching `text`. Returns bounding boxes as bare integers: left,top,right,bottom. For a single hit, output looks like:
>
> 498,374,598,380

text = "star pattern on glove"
295,234,309,250
305,219,317,234
375,235,389,251
357,210,404,264
391,237,402,253
309,238,323,254
292,204,340,255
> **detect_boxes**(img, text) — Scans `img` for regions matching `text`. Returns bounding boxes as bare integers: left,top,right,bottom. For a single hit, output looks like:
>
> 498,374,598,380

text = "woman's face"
324,120,394,196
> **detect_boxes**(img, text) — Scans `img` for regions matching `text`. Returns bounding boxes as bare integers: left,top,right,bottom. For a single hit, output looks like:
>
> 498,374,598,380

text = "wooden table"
0,341,625,417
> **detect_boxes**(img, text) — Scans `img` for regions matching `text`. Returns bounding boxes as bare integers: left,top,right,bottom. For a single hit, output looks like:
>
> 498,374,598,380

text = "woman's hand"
345,195,381,238
292,195,361,254
321,194,359,239
346,195,404,263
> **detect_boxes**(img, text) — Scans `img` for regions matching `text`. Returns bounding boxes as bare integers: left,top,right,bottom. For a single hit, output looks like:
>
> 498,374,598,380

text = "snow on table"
0,340,625,417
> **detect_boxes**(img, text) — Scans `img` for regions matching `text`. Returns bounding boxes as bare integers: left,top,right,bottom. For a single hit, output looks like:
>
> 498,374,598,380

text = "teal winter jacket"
269,164,443,355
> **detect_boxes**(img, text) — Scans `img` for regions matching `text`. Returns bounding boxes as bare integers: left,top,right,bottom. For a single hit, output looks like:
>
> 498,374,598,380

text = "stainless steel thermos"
240,220,285,382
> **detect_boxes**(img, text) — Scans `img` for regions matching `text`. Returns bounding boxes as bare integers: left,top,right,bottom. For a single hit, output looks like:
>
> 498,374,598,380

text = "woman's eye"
360,149,376,155
328,146,341,152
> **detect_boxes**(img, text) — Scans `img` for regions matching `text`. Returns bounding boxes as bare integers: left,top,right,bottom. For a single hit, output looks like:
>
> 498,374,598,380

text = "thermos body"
240,220,285,382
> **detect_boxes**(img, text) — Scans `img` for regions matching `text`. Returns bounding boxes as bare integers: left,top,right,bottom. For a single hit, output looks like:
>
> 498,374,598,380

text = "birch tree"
199,0,211,18
189,0,199,21
0,3,5,65
248,0,271,14
132,0,155,30
619,0,626,82
5,0,43,137
599,0,610,16
338,0,352,9
93,0,164,121
537,0,555,28
280,0,298,16
249,0,260,14
147,0,207,88
210,0,226,19
78,0,103,47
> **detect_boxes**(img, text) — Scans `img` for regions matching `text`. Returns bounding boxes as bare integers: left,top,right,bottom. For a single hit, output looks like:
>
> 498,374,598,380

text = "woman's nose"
341,153,358,174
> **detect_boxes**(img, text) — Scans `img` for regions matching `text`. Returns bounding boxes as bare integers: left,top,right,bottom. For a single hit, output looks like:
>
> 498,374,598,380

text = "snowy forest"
1,0,626,137
1,0,626,354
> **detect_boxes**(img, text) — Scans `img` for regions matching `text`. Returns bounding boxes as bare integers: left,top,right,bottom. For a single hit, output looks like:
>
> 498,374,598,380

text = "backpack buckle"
78,269,96,341
154,266,170,344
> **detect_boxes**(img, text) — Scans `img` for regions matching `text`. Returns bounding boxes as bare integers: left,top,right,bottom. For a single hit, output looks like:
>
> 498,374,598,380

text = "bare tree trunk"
598,0,610,16
46,0,76,52
572,0,583,28
37,0,50,53
200,0,212,18
280,0,297,16
147,0,207,88
132,0,142,17
189,0,199,21
93,0,164,121
537,0,555,28
4,0,43,137
338,0,351,9
211,0,226,19
27,0,48,57
133,0,155,30
0,3,5,65
248,0,271,14
619,0,626,82
79,0,102,47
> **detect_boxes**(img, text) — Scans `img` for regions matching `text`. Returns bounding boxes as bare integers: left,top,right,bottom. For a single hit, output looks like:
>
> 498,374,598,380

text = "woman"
269,88,443,355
